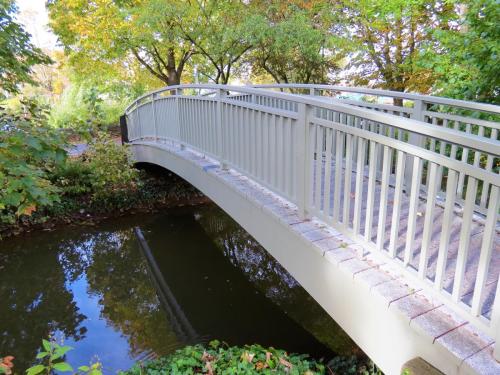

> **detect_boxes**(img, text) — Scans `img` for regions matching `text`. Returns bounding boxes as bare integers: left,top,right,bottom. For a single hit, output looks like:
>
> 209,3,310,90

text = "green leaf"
78,366,90,372
26,365,45,375
52,362,73,372
42,339,51,352
36,351,49,359
52,346,73,360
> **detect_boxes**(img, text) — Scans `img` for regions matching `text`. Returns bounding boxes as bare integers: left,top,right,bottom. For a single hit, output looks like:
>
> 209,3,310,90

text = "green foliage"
50,132,138,205
124,341,325,375
49,84,128,129
327,356,382,375
337,0,455,94
26,339,102,375
0,0,52,96
421,0,500,103
0,102,67,224
247,2,342,84
84,133,138,198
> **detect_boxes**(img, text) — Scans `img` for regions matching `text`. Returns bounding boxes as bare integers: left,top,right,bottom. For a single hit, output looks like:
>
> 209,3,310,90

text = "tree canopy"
0,0,51,96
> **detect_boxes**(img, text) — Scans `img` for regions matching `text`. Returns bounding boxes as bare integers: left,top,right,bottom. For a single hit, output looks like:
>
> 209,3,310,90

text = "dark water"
0,204,359,373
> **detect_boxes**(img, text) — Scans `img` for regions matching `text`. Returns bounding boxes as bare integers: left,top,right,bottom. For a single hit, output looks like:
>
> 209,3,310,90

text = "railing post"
216,88,228,170
404,99,426,191
296,102,312,220
409,99,426,147
152,93,158,141
176,88,185,150
309,88,319,96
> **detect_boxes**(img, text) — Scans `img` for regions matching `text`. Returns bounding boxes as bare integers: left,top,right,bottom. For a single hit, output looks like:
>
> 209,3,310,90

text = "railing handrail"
126,84,500,157
252,83,500,115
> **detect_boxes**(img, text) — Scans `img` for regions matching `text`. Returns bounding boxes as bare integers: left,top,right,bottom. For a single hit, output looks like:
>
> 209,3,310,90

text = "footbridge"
123,84,500,374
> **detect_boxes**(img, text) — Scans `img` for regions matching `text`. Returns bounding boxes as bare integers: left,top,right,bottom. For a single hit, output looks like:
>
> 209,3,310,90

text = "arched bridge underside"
125,84,500,375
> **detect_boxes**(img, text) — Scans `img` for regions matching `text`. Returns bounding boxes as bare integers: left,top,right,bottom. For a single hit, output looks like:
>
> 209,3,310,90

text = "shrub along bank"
0,104,207,239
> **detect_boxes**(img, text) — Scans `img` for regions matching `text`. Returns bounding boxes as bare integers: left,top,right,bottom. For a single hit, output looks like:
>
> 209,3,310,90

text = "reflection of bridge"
123,84,500,374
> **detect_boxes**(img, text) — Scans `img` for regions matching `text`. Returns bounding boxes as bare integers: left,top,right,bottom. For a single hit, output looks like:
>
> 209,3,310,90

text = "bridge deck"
312,158,499,318
132,140,500,374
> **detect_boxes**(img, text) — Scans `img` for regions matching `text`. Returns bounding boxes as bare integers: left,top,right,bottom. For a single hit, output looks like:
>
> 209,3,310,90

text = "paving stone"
435,324,494,361
390,292,442,321
324,247,357,265
340,258,377,276
355,267,394,289
290,221,317,234
373,279,419,306
314,237,343,255
463,344,500,375
410,306,467,342
302,229,335,242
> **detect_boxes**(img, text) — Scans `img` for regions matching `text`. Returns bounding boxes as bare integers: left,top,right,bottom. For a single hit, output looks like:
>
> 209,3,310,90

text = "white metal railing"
125,84,500,358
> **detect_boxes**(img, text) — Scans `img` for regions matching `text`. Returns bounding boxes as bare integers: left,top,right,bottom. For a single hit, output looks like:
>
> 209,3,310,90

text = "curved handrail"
126,84,500,156
252,83,500,115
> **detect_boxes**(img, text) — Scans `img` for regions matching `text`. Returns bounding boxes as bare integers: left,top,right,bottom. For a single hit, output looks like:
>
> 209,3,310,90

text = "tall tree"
337,0,454,97
48,0,193,87
148,0,253,84
247,1,343,84
0,0,51,96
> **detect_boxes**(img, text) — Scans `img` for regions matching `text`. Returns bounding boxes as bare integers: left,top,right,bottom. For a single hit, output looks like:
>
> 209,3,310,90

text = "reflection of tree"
195,206,358,356
82,229,181,357
0,235,86,371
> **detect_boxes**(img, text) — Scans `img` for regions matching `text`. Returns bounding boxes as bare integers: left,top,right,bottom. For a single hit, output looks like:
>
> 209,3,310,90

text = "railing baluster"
343,133,353,225
452,176,478,302
296,103,312,219
333,130,343,222
419,162,439,278
353,137,366,235
404,157,423,266
323,128,333,217
364,141,378,242
376,145,391,251
389,150,406,258
314,125,323,211
434,169,458,290
471,185,499,316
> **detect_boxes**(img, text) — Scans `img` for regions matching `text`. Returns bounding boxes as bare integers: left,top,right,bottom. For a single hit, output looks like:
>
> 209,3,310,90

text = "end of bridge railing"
120,114,129,144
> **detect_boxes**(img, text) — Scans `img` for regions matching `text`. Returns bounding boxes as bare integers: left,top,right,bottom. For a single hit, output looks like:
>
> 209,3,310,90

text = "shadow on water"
0,204,360,373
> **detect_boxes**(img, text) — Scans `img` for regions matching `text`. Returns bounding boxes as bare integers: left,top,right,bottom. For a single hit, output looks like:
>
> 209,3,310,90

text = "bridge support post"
217,88,228,170
296,102,312,220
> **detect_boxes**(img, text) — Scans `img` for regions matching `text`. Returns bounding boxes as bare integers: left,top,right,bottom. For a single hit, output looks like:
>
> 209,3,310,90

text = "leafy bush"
0,102,67,224
124,341,325,375
49,84,128,129
84,133,138,197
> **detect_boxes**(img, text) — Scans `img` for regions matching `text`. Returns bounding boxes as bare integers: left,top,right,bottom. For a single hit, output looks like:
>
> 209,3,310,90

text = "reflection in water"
0,205,360,373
